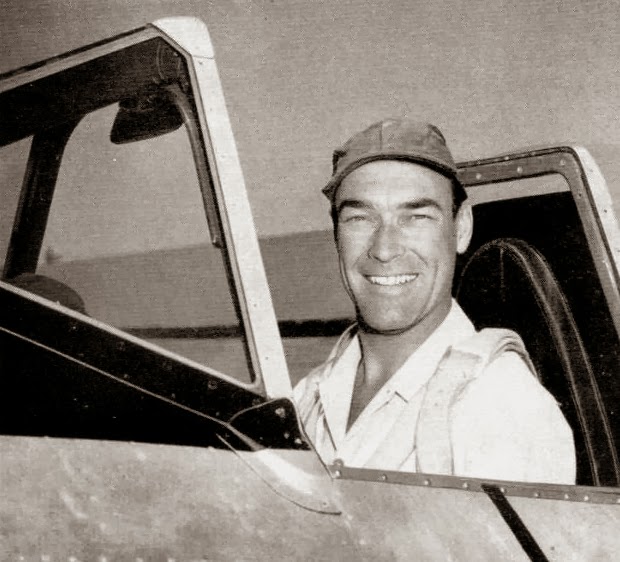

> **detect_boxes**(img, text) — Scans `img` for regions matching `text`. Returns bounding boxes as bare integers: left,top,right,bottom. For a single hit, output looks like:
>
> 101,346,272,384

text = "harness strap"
415,328,534,475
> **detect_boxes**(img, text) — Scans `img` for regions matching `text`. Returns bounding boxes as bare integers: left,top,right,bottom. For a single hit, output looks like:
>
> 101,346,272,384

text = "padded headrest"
456,238,585,381
7,273,87,315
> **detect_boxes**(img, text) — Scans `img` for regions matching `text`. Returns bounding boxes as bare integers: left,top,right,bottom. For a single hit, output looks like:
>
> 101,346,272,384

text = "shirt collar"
317,299,475,436
318,334,361,444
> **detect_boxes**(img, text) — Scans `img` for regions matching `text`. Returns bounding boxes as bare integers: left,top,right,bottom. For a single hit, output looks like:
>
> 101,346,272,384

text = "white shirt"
294,300,576,484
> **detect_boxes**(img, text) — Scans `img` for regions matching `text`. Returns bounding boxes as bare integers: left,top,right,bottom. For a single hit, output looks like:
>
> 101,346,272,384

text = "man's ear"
455,203,473,254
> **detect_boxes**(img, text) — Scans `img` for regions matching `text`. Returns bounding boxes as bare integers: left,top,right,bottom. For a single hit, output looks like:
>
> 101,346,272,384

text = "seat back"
457,237,617,486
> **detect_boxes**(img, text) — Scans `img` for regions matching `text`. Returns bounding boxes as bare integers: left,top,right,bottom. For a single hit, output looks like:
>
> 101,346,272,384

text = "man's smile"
365,274,419,286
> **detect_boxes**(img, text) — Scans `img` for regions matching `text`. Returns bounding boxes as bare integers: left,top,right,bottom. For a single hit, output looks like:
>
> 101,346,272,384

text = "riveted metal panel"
5,436,620,559
333,478,529,561
1,436,357,561
332,465,620,560
507,494,620,560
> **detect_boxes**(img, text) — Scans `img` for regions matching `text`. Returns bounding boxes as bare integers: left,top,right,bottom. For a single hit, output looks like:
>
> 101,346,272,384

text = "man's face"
334,160,471,335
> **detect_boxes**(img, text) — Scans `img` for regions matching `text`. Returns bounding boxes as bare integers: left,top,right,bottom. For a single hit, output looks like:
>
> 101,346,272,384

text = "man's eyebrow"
336,199,373,214
336,197,444,214
398,198,444,212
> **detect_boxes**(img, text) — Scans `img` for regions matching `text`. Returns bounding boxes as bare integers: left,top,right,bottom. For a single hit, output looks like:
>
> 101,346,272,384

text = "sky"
2,0,620,241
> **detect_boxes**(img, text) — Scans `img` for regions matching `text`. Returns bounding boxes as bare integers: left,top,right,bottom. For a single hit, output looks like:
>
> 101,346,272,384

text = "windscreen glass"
27,102,253,384
0,137,32,269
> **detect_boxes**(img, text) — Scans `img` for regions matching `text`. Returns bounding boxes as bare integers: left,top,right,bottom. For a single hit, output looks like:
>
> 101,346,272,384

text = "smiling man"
294,118,576,484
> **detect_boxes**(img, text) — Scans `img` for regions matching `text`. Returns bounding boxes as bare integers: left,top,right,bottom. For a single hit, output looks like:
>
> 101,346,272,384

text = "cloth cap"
322,118,459,201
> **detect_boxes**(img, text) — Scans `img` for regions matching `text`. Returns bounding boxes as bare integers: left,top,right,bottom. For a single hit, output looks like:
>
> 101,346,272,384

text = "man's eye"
402,212,432,223
341,213,371,223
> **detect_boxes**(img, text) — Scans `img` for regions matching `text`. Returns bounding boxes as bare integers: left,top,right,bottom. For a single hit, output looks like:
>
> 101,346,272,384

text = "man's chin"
357,315,417,336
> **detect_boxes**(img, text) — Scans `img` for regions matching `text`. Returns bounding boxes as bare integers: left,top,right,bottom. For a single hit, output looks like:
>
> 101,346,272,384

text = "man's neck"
346,302,453,431
358,303,452,393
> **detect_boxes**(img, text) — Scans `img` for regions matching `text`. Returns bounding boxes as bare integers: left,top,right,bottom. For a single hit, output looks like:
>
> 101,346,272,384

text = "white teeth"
367,274,417,286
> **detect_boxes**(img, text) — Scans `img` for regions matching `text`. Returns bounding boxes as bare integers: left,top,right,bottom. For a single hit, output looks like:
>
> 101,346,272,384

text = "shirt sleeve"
450,351,576,484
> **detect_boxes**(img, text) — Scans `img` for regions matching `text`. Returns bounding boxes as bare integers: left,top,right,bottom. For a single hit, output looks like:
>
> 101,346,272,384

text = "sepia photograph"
1,0,619,559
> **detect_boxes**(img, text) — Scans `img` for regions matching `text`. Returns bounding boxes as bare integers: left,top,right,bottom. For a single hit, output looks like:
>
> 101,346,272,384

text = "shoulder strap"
415,328,533,475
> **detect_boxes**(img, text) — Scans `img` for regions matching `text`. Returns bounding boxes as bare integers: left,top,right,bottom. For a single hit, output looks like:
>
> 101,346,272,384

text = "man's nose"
368,222,404,262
